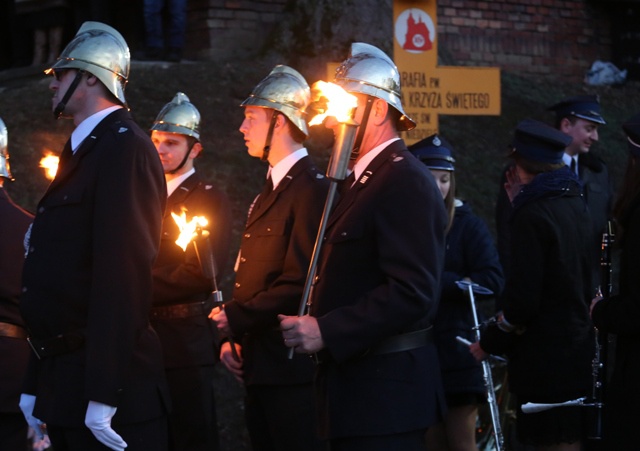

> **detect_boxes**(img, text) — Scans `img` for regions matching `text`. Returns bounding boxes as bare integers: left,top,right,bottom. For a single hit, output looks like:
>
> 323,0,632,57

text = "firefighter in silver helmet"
44,21,130,119
148,92,231,450
280,43,447,449
209,65,327,451
19,21,170,451
0,116,34,451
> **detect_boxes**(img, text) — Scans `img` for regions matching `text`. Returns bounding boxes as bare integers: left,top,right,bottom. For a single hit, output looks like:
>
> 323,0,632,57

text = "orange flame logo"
171,211,208,251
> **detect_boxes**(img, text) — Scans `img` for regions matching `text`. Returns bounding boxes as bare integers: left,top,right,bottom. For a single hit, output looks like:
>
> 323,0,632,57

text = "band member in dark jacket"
496,95,611,293
210,66,327,451
472,119,594,450
0,118,34,450
410,134,504,451
19,22,169,450
591,114,640,450
280,43,447,451
149,93,231,451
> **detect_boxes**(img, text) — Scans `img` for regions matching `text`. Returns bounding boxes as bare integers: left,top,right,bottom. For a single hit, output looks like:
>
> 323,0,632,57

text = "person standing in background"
496,96,610,290
15,0,70,66
0,117,35,450
410,134,504,451
142,0,187,61
150,92,231,451
590,113,640,451
472,119,593,451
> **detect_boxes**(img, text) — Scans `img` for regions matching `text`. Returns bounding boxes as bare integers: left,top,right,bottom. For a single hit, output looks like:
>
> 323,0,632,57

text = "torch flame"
39,153,59,180
171,211,208,251
308,81,358,126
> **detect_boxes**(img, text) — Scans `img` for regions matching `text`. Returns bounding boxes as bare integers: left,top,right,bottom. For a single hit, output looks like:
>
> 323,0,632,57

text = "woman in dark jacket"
410,134,504,450
591,113,640,450
471,119,594,451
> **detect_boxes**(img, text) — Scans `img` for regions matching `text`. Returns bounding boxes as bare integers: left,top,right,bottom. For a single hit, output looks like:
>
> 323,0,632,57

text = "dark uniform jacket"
151,172,231,368
225,156,329,385
436,201,504,396
310,140,448,439
20,109,170,427
0,188,32,413
496,152,612,292
592,195,640,448
484,173,594,401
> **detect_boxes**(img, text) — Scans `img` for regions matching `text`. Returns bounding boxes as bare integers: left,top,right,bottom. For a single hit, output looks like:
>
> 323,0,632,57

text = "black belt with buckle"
150,300,212,320
27,331,85,359
0,321,28,340
368,326,433,355
313,326,433,364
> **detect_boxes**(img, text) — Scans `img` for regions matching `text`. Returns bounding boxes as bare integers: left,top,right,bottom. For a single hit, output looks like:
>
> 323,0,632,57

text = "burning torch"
172,211,240,361
39,152,59,180
288,81,359,359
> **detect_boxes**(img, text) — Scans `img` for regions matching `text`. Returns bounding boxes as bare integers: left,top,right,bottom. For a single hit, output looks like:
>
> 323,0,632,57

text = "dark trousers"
328,429,427,451
165,364,219,451
47,415,168,450
245,383,322,451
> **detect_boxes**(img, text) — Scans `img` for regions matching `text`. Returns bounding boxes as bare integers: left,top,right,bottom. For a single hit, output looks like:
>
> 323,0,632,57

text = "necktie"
247,176,272,220
570,158,577,175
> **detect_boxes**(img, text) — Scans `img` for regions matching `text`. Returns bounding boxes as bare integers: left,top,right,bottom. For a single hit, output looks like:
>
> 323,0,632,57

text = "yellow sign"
393,0,501,144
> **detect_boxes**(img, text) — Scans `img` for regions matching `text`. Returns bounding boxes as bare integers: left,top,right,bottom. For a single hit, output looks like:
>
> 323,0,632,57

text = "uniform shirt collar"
270,147,307,189
352,137,401,180
562,152,577,166
71,105,122,152
166,168,195,197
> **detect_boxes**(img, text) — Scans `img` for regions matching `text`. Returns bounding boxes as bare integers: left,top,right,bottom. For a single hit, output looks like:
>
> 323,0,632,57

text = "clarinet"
587,220,614,440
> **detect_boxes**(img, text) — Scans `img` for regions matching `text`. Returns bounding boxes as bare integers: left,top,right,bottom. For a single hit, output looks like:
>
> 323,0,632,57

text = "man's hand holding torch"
278,314,324,355
172,211,241,364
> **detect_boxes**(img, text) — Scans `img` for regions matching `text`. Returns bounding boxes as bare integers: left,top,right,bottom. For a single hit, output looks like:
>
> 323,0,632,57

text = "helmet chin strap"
261,111,280,162
167,140,196,175
53,70,86,119
350,96,374,160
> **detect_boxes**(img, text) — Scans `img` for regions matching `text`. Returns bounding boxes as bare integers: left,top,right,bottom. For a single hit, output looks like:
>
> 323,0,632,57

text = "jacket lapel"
43,109,131,198
328,140,407,227
166,173,200,217
246,156,311,227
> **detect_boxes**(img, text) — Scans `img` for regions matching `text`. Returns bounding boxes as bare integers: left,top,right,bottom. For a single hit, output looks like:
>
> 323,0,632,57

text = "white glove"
18,393,45,440
84,401,127,450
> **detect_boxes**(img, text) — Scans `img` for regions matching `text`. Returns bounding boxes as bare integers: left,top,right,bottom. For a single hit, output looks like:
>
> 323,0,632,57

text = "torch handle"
288,181,339,360
192,232,240,362
288,119,359,360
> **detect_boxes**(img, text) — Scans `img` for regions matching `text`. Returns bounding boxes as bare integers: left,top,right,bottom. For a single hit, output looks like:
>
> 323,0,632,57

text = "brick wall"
436,0,612,82
183,0,613,83
185,0,289,60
